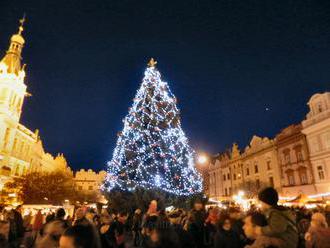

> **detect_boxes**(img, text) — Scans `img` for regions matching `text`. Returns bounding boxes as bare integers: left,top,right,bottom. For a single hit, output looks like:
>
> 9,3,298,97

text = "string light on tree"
103,58,203,196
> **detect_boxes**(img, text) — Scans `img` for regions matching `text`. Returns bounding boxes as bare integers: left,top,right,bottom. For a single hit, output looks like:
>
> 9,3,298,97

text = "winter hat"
258,187,279,206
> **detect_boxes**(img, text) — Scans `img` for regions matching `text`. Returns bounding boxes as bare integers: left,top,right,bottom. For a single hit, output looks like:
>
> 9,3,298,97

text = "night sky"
1,1,330,171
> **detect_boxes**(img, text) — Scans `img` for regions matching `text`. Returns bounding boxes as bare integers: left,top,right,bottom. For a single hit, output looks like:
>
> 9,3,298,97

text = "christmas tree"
103,59,202,196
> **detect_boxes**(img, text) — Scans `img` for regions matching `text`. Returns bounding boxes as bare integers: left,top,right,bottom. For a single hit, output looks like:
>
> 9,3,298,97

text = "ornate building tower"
0,18,29,178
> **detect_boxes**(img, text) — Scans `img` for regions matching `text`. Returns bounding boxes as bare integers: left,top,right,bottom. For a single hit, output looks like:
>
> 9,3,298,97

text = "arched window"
298,167,308,184
286,169,295,185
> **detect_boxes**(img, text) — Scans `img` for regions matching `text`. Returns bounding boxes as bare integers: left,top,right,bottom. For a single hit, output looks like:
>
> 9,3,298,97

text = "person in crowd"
56,208,66,221
0,220,10,248
113,212,128,248
132,208,143,247
45,212,55,224
229,207,249,247
168,209,196,248
243,212,283,248
34,220,69,248
0,205,5,221
257,187,298,248
32,210,44,233
59,225,102,248
8,208,25,248
205,207,220,247
141,215,159,247
23,211,33,232
305,212,330,248
100,213,116,248
93,214,101,229
214,214,241,248
73,208,90,226
188,199,206,248
142,215,180,248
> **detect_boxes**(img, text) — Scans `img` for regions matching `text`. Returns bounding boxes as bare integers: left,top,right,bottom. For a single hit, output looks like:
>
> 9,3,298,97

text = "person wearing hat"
257,187,298,248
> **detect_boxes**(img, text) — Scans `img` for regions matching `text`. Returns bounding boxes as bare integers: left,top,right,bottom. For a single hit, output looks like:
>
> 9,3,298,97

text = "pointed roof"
0,17,26,75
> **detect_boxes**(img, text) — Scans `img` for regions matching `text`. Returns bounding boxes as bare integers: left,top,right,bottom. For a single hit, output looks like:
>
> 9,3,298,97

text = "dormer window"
317,102,323,113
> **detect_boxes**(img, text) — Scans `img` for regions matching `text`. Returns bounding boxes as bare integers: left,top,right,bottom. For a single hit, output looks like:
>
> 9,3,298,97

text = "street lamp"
197,154,208,164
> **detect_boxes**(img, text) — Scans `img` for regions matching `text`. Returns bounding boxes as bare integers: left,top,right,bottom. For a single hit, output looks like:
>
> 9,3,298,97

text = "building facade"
74,169,106,202
206,92,330,200
0,20,70,188
276,124,315,197
302,92,330,195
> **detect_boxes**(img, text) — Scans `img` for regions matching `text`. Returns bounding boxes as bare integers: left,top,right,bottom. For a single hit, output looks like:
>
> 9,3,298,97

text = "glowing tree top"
103,59,203,196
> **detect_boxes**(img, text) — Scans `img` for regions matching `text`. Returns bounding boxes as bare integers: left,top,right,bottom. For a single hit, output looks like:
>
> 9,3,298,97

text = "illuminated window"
318,166,325,180
3,128,10,149
254,164,259,173
269,177,274,187
286,170,295,185
267,161,271,170
296,151,303,162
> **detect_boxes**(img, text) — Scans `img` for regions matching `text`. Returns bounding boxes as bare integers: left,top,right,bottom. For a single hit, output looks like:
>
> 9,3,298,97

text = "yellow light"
197,155,208,164
8,193,16,197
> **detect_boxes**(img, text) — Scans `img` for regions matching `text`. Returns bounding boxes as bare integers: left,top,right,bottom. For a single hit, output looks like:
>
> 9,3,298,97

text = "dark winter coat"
172,224,196,248
213,229,241,248
245,235,283,248
188,209,206,248
261,207,298,248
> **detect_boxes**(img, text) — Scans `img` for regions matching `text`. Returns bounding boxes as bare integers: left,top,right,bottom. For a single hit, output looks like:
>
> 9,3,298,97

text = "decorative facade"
206,92,330,200
302,92,330,195
208,138,281,200
0,19,70,188
276,124,315,197
74,169,106,202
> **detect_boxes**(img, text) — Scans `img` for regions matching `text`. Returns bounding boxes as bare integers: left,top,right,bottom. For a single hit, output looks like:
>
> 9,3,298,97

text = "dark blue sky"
1,0,329,171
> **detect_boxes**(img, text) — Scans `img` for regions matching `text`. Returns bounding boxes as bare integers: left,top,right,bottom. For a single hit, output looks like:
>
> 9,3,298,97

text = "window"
15,165,20,176
3,128,10,149
317,102,323,113
286,170,295,185
269,177,274,187
223,174,226,181
88,186,93,190
256,179,260,189
246,168,250,176
78,186,83,190
296,151,303,162
299,169,308,184
229,187,232,195
227,173,230,180
318,166,325,180
254,164,259,174
233,174,236,180
267,161,271,170
225,188,228,196
284,152,291,164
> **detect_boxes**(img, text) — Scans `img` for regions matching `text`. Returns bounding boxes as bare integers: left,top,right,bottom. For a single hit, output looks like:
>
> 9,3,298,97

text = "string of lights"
103,60,203,196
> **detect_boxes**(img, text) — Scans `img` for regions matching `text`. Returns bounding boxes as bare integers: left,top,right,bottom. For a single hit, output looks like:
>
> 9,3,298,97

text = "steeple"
0,16,26,75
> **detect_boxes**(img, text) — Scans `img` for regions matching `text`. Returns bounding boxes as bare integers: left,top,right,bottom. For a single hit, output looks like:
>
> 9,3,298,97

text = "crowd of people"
0,187,330,248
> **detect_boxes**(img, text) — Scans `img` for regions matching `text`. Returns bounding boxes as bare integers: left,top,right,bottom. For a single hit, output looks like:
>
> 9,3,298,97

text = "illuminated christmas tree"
104,59,202,196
